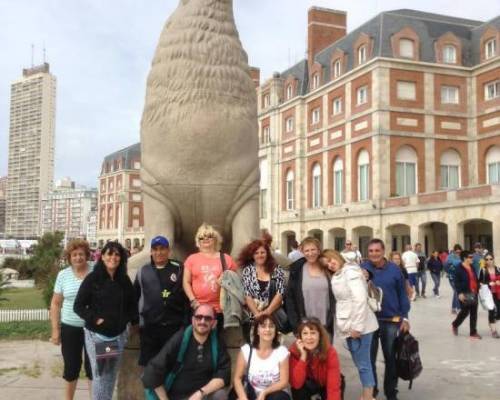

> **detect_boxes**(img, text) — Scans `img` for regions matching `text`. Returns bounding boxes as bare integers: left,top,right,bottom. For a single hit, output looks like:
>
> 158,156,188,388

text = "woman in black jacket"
478,253,500,338
451,251,481,339
74,241,138,400
285,237,335,337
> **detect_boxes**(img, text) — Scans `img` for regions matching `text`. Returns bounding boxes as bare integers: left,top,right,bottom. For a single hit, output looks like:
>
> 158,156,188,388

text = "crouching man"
142,304,231,400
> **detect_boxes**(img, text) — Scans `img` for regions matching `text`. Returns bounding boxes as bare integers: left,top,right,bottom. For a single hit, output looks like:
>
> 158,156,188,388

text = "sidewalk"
0,274,498,399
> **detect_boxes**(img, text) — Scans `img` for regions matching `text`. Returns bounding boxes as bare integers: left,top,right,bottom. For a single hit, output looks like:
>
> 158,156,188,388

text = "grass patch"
0,320,51,340
19,360,42,378
0,287,45,309
0,367,18,376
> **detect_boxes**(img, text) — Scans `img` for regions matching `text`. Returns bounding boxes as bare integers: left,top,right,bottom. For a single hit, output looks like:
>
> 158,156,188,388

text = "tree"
0,273,9,303
30,231,64,307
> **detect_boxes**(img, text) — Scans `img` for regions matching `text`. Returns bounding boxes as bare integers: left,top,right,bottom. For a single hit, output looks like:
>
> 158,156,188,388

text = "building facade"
86,209,97,248
40,178,97,242
0,177,7,237
5,63,56,238
96,143,144,250
258,8,500,257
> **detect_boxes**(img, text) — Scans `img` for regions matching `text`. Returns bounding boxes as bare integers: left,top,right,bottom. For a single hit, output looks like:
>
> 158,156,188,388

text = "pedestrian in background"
446,245,463,314
288,240,304,262
414,243,427,298
402,244,419,301
451,251,481,339
478,253,500,338
390,251,413,300
427,251,443,298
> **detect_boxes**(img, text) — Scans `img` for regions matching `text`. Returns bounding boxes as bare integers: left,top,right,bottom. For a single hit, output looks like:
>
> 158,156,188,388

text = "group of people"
49,222,499,400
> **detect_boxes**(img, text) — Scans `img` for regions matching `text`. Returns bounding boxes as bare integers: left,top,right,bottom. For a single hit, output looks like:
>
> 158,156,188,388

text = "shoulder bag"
228,346,256,400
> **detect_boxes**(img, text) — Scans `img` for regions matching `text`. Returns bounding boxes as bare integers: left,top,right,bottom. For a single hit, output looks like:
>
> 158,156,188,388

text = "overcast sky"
0,0,498,187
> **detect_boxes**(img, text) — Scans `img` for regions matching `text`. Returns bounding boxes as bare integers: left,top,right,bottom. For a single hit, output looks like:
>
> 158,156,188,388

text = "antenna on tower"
31,43,34,67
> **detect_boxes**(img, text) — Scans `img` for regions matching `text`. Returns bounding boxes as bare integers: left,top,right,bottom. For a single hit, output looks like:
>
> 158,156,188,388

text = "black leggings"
264,391,290,400
488,298,500,324
61,323,92,381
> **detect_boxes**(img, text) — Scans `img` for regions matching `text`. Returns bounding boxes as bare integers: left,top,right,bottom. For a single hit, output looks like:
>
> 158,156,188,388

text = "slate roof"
102,142,140,170
277,9,499,95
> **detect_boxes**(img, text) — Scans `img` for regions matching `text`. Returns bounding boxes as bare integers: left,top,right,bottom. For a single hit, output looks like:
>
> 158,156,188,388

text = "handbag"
228,346,256,400
95,339,121,360
478,284,495,311
269,278,292,334
462,292,478,307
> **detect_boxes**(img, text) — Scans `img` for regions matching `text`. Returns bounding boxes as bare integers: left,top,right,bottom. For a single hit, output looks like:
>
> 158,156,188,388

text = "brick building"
96,143,144,250
258,7,500,256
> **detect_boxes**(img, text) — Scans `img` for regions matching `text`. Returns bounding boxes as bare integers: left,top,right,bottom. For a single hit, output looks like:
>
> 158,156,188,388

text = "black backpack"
394,331,423,389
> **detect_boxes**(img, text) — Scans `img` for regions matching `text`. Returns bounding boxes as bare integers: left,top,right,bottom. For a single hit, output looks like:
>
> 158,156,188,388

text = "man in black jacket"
135,235,190,366
142,304,231,400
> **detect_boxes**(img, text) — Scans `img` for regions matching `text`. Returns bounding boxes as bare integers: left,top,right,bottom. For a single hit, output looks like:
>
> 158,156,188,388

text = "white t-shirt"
241,344,289,394
402,250,419,274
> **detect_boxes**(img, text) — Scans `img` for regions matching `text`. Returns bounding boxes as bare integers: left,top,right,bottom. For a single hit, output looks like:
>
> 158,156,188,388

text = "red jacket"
289,342,341,400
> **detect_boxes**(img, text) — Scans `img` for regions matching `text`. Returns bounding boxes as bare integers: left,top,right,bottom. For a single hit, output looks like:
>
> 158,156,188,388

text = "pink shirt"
185,252,237,312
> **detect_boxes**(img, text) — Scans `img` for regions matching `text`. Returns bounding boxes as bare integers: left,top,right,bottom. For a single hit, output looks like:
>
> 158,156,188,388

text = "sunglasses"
345,243,352,246
194,314,214,322
467,255,474,259
198,234,215,240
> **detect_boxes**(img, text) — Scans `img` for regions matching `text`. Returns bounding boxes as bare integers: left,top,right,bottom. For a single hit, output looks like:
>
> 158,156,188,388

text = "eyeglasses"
194,314,214,322
198,234,215,241
197,344,204,363
345,243,352,246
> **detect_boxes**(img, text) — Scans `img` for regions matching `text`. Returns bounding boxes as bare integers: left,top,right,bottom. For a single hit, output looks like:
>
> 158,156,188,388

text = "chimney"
249,67,260,87
308,7,347,67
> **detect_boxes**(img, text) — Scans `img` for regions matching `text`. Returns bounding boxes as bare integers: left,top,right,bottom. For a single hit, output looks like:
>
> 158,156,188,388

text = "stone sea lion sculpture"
119,1,259,396
134,0,259,266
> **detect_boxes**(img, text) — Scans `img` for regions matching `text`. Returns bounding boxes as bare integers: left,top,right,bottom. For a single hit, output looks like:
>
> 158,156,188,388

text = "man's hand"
458,293,465,302
96,318,104,325
350,330,361,339
400,319,410,333
188,389,204,400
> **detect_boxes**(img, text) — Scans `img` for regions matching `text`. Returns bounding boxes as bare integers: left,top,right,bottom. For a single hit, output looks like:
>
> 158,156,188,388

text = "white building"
40,178,97,242
5,63,56,238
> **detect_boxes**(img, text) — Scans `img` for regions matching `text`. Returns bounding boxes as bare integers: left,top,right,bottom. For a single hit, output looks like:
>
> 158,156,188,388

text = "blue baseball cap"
151,236,170,248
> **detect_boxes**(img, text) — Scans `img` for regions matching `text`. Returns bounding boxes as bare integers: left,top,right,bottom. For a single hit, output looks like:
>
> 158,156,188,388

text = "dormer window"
486,38,497,60
286,85,293,100
443,45,457,64
263,93,270,108
312,73,320,89
399,39,414,59
358,45,367,64
333,60,341,78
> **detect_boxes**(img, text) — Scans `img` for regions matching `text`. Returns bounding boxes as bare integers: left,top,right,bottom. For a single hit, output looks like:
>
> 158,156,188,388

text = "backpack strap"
164,326,193,391
209,329,218,372
220,252,228,271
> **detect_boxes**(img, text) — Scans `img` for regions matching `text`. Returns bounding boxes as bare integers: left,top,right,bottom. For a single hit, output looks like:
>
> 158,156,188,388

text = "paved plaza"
0,276,498,400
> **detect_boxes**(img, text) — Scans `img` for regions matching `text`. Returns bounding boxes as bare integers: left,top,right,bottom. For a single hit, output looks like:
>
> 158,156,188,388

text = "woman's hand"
96,318,104,325
50,333,60,345
256,390,267,400
350,330,361,339
296,339,307,360
458,293,465,302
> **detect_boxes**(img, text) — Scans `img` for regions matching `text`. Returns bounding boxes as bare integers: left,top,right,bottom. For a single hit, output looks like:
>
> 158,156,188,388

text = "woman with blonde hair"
50,239,93,400
389,251,413,300
322,249,378,400
285,237,336,336
183,223,237,332
289,317,341,399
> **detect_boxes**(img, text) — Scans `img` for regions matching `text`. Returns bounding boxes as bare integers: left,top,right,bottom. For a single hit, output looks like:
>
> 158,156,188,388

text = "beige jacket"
331,264,378,338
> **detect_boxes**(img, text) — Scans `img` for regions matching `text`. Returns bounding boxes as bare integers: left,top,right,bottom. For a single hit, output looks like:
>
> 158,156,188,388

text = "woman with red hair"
238,236,286,337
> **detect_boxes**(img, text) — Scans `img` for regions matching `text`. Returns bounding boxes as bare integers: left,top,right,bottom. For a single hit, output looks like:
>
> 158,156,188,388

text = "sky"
0,0,498,187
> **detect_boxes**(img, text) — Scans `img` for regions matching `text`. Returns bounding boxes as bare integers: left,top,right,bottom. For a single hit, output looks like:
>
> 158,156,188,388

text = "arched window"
443,45,457,64
286,170,295,210
333,59,341,78
440,149,461,189
312,163,322,208
286,84,293,100
486,146,500,184
358,150,370,201
395,146,417,196
399,39,414,58
333,158,343,205
312,73,320,89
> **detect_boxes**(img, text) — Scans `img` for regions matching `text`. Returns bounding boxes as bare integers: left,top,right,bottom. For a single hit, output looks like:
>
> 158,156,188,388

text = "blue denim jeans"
448,278,461,311
430,272,441,296
415,271,427,296
370,321,399,400
347,332,375,388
